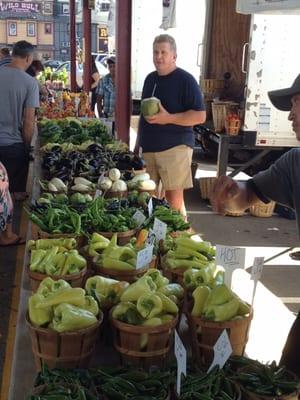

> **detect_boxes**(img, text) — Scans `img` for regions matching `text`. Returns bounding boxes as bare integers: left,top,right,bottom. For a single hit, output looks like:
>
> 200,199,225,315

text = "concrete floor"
1,155,300,398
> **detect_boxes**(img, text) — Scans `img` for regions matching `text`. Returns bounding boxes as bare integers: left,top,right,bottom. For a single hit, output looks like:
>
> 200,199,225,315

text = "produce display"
19,113,300,400
28,277,99,330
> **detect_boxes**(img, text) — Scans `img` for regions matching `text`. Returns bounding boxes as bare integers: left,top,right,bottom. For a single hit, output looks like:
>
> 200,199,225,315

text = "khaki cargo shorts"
143,145,193,191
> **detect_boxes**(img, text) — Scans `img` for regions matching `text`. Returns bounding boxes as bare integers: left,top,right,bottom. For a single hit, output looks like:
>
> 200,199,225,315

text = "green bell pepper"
52,303,97,332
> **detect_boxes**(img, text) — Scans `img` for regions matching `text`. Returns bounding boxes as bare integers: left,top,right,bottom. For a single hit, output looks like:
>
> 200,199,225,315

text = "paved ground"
1,154,300,398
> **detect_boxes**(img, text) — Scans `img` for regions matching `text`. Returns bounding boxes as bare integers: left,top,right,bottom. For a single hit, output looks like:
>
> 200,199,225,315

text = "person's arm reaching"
97,94,104,117
210,176,260,215
22,107,36,146
145,103,206,126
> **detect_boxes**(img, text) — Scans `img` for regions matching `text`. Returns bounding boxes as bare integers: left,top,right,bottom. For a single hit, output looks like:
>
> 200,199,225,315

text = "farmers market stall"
7,115,300,400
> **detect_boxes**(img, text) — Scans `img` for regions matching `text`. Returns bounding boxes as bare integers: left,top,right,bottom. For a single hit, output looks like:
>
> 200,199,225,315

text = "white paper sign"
94,189,102,199
251,257,264,282
136,245,153,269
148,197,153,217
132,210,146,227
153,217,167,241
251,256,265,306
208,330,232,372
174,330,187,395
216,245,246,287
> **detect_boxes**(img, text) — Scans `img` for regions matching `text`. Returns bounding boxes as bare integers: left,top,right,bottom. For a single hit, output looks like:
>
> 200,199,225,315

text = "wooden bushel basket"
27,266,87,292
212,102,239,133
96,264,149,283
186,308,253,367
225,119,241,136
250,201,276,218
31,226,85,248
110,312,178,369
105,190,128,199
26,312,103,370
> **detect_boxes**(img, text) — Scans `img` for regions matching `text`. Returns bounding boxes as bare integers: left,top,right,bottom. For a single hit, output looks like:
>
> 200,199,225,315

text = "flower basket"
27,265,87,292
186,307,253,367
110,310,178,369
250,200,276,218
199,177,217,200
26,312,103,370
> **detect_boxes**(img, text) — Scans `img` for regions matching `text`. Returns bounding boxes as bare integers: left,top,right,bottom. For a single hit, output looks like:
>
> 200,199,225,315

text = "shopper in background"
0,40,39,202
90,57,100,112
0,162,25,246
96,56,116,118
0,47,11,67
210,73,300,376
26,59,49,102
135,34,206,215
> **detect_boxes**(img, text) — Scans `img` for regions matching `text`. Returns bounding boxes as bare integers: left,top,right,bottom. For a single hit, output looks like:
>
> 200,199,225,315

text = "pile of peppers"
28,277,99,332
111,271,184,349
190,283,251,321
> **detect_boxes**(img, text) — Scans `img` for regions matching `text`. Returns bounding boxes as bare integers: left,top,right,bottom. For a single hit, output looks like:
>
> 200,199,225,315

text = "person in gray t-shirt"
210,74,300,376
0,40,39,200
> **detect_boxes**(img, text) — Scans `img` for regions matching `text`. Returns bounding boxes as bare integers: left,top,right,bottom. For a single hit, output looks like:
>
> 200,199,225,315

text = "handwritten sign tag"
216,245,246,287
251,257,264,282
136,245,153,269
146,229,156,246
132,210,146,227
148,197,153,216
208,329,232,372
174,330,187,395
153,217,167,242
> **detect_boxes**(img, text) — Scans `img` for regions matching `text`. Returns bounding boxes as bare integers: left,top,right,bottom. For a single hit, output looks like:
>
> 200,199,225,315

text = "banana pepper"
157,283,184,300
204,298,240,321
191,286,211,317
36,287,86,309
28,293,53,326
82,295,99,316
112,301,143,325
60,250,86,275
144,268,169,288
52,303,97,332
37,277,71,297
156,292,178,314
137,293,163,319
121,276,157,302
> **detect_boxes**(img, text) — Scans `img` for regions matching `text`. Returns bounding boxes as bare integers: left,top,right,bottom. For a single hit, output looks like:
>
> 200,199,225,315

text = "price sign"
146,229,156,246
94,189,102,199
148,197,153,216
208,329,232,372
251,257,264,281
153,217,167,241
136,245,153,269
174,330,187,395
251,256,264,306
132,210,146,227
216,245,246,287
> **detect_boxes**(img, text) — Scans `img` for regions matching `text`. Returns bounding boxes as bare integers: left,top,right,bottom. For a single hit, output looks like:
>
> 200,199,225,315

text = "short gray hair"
153,34,177,53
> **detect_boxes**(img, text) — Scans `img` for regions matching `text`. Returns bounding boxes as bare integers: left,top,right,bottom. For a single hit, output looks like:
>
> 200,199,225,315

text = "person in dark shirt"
135,34,206,215
210,74,300,376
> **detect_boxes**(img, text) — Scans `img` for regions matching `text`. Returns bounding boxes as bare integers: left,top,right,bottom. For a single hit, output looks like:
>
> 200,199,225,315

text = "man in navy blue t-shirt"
135,34,206,215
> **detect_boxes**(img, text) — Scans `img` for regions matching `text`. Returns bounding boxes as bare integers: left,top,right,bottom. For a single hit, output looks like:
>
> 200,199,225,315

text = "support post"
69,0,77,92
82,0,91,93
115,0,132,143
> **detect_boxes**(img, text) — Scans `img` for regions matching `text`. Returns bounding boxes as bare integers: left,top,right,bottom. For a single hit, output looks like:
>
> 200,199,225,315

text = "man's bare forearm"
169,110,206,126
22,120,35,146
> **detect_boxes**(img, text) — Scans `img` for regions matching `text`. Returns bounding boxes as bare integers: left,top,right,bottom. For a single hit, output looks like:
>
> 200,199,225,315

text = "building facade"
0,0,55,59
